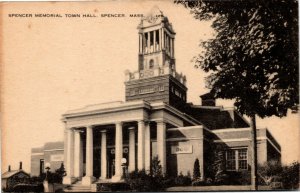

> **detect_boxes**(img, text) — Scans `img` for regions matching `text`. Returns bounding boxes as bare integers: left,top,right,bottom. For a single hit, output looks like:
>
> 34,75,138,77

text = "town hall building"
31,10,281,186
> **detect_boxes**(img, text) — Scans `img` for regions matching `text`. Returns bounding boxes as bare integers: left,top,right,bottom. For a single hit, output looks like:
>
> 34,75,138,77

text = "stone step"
70,184,90,187
65,188,92,192
64,185,92,192
68,187,91,190
67,187,91,190
64,189,92,192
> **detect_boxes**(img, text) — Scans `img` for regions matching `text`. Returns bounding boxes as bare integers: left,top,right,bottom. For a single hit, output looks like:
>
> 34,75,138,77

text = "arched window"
149,59,154,69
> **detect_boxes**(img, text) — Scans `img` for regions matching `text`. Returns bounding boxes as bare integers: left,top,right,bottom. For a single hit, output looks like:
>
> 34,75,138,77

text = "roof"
2,170,29,179
31,141,64,153
44,141,64,150
31,147,44,153
187,105,249,130
63,100,151,118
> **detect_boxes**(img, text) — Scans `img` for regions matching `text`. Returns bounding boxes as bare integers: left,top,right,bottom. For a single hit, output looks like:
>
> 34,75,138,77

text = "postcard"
1,1,299,191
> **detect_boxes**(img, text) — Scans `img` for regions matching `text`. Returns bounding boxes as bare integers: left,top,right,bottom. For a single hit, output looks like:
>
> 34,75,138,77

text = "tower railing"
125,66,186,86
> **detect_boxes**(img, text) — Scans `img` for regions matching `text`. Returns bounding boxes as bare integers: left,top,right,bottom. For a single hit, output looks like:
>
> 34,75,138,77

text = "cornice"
63,100,151,119
150,102,211,132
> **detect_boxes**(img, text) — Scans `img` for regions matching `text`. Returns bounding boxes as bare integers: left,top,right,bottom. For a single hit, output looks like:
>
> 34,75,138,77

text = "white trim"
166,137,203,142
214,137,281,154
44,149,64,152
214,138,250,143
266,139,281,153
31,152,44,156
63,100,151,118
258,137,281,154
212,128,250,133
167,126,203,131
191,105,223,110
225,148,248,171
151,102,205,127
257,137,267,140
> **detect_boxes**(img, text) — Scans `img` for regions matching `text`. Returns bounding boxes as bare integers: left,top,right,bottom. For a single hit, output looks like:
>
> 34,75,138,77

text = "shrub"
12,183,44,192
47,172,64,184
281,161,299,190
258,161,299,190
151,156,162,177
193,158,201,179
55,163,66,181
192,178,206,186
226,171,251,185
174,172,192,186
125,157,168,191
258,160,282,185
211,145,229,185
126,170,165,191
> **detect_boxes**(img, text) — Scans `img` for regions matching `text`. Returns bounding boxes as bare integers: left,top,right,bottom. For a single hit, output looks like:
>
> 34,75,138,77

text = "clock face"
147,15,157,24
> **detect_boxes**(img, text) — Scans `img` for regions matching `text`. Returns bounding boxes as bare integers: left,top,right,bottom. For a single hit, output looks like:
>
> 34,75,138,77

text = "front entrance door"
107,147,129,178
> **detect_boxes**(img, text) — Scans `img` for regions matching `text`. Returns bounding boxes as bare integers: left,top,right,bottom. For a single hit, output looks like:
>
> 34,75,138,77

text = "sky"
1,1,299,174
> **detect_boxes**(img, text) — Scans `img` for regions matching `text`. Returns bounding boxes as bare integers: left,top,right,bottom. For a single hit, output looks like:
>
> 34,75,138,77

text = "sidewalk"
166,185,271,191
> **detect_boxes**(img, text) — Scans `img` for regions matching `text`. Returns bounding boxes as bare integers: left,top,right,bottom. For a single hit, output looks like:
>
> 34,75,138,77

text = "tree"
175,0,298,190
55,163,66,183
212,145,228,185
193,158,201,179
151,156,162,177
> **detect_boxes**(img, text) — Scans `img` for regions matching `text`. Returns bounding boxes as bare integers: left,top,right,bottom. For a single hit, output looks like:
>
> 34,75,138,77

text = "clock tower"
125,8,187,111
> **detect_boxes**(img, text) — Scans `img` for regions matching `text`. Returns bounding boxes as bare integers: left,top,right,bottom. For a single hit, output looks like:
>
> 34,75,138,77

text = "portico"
62,101,196,185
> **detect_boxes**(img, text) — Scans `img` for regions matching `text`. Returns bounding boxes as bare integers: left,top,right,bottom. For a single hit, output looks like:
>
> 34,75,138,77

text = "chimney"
8,165,11,172
200,93,216,106
19,162,22,170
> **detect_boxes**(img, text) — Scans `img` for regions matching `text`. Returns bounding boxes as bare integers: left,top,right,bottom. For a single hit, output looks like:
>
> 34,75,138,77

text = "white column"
164,33,167,51
128,127,136,172
144,122,151,172
167,35,170,54
100,130,107,180
112,122,123,182
63,128,75,184
199,136,205,180
63,126,68,172
143,33,146,54
74,130,83,178
159,29,161,50
138,120,145,170
157,121,166,175
139,33,142,54
171,38,174,57
147,32,150,53
173,38,175,57
161,29,164,50
82,125,95,185
153,30,156,52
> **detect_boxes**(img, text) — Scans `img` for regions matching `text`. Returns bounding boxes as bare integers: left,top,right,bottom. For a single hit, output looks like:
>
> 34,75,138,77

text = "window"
226,148,248,171
145,33,148,47
158,85,164,91
238,149,248,169
150,31,154,46
226,150,236,170
40,159,45,175
139,86,155,94
155,30,159,45
149,59,154,69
